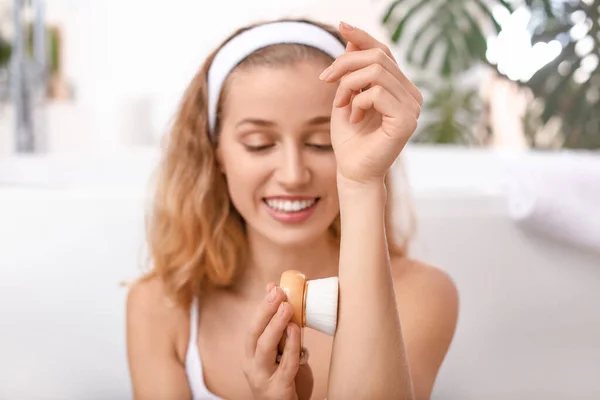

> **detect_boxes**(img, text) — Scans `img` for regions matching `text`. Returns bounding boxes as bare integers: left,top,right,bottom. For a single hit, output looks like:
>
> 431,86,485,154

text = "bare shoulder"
127,277,186,322
392,257,459,311
126,278,194,398
126,277,189,358
390,257,459,395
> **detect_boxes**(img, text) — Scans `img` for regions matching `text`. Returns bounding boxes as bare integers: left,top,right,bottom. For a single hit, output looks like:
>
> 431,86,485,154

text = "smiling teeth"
266,199,317,212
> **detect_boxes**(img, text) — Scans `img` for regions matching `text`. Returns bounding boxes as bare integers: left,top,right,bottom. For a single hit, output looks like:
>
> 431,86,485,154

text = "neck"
231,229,339,300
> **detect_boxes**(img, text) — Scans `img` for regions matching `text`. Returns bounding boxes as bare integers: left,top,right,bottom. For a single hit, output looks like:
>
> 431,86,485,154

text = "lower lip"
263,200,319,223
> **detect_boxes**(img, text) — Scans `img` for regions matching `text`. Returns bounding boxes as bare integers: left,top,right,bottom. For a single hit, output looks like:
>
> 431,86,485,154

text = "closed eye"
243,144,274,152
308,144,333,151
243,143,332,152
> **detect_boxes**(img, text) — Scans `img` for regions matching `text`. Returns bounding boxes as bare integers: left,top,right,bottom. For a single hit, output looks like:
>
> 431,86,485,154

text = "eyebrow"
235,116,331,128
306,116,331,126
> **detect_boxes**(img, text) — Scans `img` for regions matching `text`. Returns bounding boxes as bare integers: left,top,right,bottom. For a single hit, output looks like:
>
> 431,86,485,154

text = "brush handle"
277,270,306,354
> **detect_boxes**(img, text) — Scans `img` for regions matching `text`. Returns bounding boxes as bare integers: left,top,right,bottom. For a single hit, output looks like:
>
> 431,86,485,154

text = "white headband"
207,21,346,135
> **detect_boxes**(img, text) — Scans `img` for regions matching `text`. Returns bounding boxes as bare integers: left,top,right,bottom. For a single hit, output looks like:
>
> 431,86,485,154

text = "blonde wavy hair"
140,18,413,308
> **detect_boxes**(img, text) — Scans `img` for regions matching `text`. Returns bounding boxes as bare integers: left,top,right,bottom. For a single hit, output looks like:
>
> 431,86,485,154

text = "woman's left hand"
322,22,423,186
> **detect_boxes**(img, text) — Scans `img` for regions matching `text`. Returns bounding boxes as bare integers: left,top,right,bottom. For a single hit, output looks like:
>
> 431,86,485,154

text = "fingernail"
268,287,277,303
287,324,292,336
278,302,286,315
299,347,309,364
319,65,332,80
340,21,354,31
333,90,345,108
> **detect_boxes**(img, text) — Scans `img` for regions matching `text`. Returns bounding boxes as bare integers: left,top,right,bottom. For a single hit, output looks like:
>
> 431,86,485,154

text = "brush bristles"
305,276,338,336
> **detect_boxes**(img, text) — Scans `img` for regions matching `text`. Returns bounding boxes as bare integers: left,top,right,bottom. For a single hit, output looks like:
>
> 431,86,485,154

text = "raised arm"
323,22,424,399
331,176,413,399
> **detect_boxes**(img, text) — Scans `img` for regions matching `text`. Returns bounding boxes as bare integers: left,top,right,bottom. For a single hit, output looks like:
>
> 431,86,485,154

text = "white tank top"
185,297,223,400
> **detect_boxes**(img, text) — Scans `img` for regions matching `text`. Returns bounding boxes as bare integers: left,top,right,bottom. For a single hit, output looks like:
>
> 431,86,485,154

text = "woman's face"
216,59,339,247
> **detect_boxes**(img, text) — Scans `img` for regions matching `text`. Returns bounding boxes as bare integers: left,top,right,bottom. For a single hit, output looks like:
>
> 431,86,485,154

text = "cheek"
312,153,338,182
310,154,339,207
222,153,267,208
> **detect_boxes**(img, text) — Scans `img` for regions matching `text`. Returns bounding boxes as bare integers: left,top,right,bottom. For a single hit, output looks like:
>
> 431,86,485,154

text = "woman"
126,18,459,400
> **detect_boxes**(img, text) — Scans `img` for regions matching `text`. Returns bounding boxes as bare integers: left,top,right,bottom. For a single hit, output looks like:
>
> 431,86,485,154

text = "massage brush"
277,269,339,353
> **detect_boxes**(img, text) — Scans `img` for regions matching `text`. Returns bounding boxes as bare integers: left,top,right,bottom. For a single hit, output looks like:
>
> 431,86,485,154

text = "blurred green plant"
26,23,61,74
0,1,9,68
383,0,511,77
382,0,600,149
522,0,600,149
0,24,61,71
382,0,510,145
0,35,10,67
412,79,488,145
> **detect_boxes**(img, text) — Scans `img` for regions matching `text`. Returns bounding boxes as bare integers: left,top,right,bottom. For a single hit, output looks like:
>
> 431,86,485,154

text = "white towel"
501,151,600,255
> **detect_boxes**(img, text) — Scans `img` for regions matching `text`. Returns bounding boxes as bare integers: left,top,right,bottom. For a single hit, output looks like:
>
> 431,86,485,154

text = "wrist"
336,172,387,199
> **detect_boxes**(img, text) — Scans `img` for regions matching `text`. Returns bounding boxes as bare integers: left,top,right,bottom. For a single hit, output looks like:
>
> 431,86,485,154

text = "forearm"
327,175,414,399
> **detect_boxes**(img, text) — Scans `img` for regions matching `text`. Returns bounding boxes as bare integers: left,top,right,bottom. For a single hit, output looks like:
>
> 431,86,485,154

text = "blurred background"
1,0,599,153
0,0,599,399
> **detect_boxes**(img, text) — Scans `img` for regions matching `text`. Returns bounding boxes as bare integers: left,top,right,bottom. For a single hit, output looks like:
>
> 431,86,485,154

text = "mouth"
263,197,320,213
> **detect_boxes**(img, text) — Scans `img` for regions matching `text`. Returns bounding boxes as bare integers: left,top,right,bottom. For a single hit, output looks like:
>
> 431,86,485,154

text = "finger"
339,21,396,62
265,282,275,293
245,286,284,359
321,48,422,106
350,85,419,138
333,63,410,109
323,48,396,82
254,301,293,370
277,323,301,382
350,85,421,126
345,40,360,52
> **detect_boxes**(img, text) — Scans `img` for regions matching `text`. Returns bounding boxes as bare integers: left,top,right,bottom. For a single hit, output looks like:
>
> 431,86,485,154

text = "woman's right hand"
242,284,314,400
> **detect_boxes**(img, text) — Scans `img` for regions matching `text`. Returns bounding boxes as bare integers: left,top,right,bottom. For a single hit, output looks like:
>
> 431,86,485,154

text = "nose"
275,144,311,189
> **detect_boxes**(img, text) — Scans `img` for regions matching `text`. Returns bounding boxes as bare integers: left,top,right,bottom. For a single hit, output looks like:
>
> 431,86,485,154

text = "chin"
266,228,330,249
248,219,335,249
